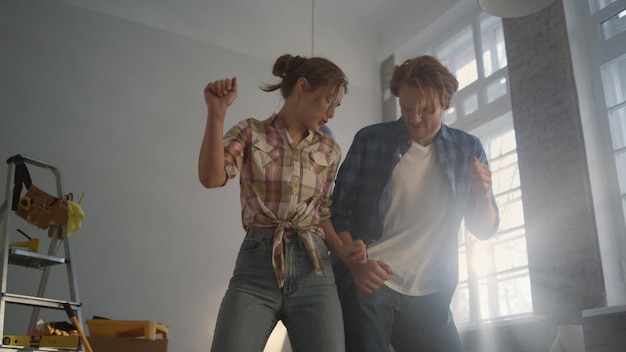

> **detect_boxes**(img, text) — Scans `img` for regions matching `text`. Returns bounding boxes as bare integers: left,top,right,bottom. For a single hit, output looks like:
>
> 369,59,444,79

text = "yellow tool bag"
10,156,68,231
16,184,68,230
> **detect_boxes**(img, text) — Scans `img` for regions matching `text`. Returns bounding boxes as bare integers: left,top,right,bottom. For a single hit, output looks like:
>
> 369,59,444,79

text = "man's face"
398,84,444,146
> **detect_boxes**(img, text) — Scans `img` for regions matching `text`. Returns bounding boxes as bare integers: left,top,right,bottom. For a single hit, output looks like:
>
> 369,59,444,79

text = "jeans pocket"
311,233,330,258
239,232,266,254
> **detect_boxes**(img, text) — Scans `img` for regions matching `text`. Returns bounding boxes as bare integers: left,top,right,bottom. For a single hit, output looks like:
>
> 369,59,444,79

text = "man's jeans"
211,227,345,352
342,284,464,352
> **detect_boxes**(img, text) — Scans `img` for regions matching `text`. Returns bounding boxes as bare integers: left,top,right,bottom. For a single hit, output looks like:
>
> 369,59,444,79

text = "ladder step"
1,293,80,310
8,248,65,269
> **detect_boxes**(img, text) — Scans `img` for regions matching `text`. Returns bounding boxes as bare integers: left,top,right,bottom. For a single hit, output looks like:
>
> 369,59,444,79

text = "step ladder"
0,155,85,351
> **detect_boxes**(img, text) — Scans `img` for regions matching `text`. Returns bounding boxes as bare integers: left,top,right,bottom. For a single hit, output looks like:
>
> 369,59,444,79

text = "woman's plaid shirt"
222,114,341,287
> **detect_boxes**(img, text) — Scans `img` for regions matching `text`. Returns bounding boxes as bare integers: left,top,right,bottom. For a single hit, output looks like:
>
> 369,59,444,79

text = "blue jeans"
342,284,464,352
210,227,345,352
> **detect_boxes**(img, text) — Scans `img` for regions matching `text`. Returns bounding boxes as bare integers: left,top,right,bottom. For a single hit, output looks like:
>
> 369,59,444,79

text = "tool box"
86,319,168,352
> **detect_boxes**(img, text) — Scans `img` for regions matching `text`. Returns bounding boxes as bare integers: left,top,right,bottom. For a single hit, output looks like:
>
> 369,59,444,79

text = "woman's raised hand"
204,77,238,115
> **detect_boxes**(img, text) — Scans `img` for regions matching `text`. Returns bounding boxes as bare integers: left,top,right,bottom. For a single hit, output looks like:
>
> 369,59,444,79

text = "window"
452,118,532,325
603,54,626,224
590,0,619,13
586,0,626,292
429,13,532,325
602,55,626,108
436,27,478,90
481,14,507,77
433,14,510,130
601,9,626,40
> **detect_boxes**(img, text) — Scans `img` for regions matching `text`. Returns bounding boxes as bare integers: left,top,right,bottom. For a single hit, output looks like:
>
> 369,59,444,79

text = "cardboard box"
88,336,168,352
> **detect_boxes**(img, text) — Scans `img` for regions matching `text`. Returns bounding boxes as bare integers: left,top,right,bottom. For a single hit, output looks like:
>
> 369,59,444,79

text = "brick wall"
503,0,606,324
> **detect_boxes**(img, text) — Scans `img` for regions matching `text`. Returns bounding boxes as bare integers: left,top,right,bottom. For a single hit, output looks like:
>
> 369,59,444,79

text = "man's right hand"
349,259,394,294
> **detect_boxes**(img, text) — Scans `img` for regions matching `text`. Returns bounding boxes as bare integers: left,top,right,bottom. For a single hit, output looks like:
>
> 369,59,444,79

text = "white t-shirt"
366,141,450,296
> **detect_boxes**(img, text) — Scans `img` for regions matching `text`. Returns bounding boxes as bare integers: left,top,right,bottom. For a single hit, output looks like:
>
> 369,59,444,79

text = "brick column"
503,0,606,324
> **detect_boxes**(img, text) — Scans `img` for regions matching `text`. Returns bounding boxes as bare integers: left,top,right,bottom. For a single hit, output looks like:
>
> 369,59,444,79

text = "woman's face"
298,83,345,131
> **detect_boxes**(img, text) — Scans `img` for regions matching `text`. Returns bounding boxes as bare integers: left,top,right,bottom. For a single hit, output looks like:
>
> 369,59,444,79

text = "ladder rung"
1,293,81,310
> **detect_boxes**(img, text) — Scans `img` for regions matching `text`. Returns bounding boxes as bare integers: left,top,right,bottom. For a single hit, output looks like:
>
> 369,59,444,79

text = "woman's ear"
296,77,308,93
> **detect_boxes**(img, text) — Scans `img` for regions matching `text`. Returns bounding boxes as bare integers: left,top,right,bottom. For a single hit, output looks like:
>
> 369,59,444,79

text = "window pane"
437,27,478,90
451,284,471,324
600,8,626,40
590,0,619,13
492,163,520,195
464,94,479,115
486,77,508,103
478,278,495,320
456,57,479,90
494,229,528,272
472,240,494,277
615,150,626,193
485,130,517,159
444,106,458,125
602,54,626,108
459,247,468,282
609,104,626,149
496,195,525,232
481,14,507,77
497,270,533,316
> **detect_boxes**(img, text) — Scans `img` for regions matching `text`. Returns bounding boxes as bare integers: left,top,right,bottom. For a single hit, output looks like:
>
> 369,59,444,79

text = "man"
331,55,499,352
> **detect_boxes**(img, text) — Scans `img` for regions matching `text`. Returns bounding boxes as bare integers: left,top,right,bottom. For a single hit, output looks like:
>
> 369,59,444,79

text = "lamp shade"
479,0,554,18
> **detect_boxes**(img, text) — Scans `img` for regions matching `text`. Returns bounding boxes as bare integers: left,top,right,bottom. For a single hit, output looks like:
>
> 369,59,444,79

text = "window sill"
457,314,545,332
582,304,626,318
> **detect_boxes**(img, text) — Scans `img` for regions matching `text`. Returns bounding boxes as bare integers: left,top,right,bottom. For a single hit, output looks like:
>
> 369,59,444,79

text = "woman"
198,54,366,352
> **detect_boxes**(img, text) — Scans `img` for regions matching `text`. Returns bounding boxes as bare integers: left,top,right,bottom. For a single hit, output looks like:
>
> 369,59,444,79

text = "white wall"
0,0,380,350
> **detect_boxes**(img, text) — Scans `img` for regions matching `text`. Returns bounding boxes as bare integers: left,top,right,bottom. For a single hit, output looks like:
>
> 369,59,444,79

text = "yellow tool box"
86,319,169,340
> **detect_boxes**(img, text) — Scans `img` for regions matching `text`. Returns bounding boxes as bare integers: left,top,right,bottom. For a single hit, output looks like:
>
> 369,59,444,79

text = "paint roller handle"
62,303,94,352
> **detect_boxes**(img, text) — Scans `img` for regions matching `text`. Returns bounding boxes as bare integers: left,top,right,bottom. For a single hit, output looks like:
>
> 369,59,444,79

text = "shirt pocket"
303,151,330,192
309,152,330,173
251,138,281,169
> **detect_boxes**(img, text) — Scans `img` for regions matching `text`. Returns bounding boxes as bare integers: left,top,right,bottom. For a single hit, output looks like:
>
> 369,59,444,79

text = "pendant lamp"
479,0,554,18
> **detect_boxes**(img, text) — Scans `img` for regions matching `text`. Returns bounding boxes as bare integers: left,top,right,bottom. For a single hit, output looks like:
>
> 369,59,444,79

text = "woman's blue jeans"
342,284,464,352
210,227,345,352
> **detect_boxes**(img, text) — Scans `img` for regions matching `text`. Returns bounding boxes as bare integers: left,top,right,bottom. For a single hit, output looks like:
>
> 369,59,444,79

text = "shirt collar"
392,117,449,144
267,113,317,145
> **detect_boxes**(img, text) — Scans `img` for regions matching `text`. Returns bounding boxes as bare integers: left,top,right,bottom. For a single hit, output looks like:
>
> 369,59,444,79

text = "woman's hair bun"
272,54,307,78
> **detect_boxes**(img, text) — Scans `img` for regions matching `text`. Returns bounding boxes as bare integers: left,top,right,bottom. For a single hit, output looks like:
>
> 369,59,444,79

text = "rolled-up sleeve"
223,120,249,180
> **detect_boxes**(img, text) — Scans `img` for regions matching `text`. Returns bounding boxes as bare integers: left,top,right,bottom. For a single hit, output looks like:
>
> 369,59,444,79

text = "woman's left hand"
337,240,367,264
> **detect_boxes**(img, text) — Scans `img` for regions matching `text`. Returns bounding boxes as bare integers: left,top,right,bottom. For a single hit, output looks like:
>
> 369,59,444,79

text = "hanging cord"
311,0,315,56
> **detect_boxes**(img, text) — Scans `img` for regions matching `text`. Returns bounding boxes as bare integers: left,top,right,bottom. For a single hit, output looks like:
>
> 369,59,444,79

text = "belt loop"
264,230,273,247
297,233,304,250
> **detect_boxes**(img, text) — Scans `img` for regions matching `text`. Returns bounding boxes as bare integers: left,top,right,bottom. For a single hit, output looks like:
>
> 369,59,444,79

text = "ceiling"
58,0,468,52
54,0,477,89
